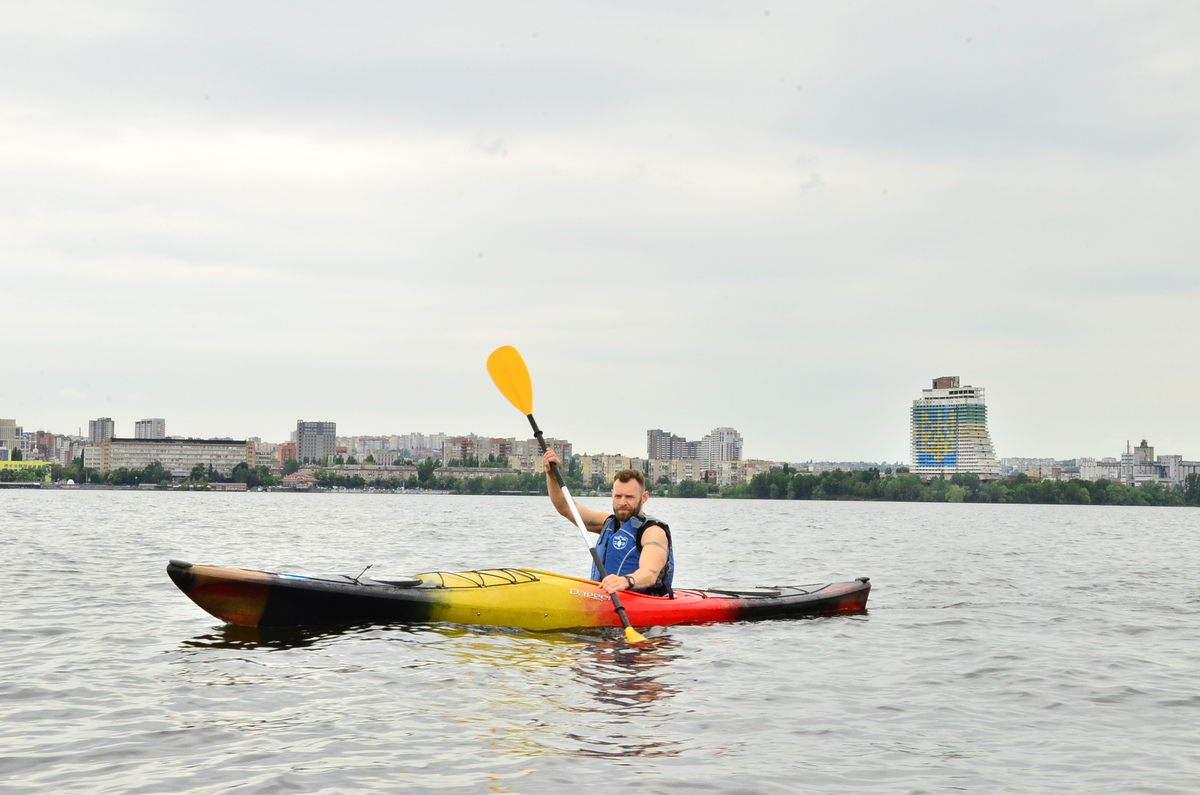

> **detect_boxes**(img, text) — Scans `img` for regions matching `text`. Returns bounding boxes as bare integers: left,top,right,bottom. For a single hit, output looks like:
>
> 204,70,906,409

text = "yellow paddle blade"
624,626,648,644
487,345,534,416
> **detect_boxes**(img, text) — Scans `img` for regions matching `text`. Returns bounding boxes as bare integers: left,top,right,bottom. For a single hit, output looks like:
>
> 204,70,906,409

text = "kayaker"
543,448,674,597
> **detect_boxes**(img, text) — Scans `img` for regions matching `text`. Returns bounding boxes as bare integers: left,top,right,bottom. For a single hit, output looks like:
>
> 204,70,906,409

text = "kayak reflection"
181,621,380,651
434,628,685,758
179,622,685,758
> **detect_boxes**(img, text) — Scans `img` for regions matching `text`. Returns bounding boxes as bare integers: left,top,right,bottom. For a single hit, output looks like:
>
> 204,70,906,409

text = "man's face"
611,478,647,522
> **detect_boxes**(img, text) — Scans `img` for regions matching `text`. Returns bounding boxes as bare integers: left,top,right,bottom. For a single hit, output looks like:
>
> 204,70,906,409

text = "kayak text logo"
570,588,611,602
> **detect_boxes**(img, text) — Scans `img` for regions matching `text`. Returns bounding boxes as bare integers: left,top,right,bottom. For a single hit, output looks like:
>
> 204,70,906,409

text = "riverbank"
9,460,1199,506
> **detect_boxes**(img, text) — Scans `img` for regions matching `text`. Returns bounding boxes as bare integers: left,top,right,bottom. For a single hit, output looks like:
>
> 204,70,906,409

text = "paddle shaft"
527,413,637,631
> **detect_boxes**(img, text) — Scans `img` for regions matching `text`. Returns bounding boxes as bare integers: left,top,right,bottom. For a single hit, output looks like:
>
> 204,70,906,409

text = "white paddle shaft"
559,485,594,548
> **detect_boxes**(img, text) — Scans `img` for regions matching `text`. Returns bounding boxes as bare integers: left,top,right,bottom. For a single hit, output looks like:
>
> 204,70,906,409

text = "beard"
612,502,642,523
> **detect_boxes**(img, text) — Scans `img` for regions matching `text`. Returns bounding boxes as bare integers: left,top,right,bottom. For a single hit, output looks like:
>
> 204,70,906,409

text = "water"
2,492,1199,793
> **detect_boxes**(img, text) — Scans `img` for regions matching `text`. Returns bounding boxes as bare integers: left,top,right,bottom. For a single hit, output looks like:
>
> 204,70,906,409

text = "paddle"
486,345,647,644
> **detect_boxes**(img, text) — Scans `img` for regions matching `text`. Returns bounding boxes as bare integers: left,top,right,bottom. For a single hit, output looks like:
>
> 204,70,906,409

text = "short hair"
613,469,646,489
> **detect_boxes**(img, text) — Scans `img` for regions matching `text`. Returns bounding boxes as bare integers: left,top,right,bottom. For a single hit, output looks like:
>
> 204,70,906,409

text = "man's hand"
543,448,606,533
599,574,631,594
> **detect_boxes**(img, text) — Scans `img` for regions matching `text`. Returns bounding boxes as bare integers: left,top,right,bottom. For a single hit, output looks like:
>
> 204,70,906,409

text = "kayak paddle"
486,345,647,644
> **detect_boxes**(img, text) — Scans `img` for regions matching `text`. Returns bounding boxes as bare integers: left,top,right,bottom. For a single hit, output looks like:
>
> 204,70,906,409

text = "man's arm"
544,448,607,533
599,525,669,594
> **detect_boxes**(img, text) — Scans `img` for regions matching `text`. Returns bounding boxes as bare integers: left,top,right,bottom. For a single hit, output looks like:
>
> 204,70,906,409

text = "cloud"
1,2,1198,459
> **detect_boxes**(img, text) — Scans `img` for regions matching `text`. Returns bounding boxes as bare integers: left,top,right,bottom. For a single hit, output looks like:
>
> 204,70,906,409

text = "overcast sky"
2,2,1198,462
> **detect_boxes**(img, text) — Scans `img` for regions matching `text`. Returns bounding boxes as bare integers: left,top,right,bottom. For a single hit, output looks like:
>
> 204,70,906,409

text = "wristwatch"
625,575,637,589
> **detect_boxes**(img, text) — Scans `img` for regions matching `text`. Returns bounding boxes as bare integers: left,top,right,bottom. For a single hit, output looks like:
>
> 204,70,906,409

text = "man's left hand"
599,574,630,594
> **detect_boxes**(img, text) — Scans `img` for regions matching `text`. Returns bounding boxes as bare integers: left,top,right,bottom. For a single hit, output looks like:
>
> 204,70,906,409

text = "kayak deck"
167,560,870,631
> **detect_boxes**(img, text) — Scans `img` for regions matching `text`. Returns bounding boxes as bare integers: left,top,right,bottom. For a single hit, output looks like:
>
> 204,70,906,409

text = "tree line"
723,467,1200,507
312,457,575,495
13,456,1198,507
1,460,280,488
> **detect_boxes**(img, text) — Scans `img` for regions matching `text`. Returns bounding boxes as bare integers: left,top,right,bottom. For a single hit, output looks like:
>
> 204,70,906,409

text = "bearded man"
543,448,674,597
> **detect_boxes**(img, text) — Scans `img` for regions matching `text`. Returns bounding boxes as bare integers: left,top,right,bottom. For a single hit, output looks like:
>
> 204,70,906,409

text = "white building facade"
99,437,255,477
699,427,743,470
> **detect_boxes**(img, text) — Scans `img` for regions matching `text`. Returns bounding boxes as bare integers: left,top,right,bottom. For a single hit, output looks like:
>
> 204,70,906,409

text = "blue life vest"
591,514,674,597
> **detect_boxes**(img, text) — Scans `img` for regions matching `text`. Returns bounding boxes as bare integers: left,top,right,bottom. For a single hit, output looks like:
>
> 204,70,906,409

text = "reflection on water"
181,622,358,651
177,621,685,758
434,628,685,759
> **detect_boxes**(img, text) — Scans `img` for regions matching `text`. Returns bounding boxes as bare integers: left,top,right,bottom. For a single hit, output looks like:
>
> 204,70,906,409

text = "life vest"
591,514,674,597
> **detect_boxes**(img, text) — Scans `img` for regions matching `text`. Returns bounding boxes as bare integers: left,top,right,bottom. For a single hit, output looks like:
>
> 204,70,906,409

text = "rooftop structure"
910,376,999,477
134,418,166,439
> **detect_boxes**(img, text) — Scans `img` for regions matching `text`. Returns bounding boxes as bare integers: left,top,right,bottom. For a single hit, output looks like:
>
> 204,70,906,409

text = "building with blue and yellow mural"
910,376,999,477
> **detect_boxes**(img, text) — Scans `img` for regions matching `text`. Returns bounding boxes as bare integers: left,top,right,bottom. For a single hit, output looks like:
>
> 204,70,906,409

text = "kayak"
167,560,870,631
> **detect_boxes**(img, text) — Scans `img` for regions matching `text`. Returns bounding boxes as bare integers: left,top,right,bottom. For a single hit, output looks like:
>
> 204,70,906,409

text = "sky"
2,2,1199,462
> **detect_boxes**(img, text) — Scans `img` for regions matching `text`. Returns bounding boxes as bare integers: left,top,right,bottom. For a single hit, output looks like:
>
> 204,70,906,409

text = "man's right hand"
543,448,561,473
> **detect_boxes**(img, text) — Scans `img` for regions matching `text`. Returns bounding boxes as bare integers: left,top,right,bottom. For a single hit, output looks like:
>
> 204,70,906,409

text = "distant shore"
7,467,1198,508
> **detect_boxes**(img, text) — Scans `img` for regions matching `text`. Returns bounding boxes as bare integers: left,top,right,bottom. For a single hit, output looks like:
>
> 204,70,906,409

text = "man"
543,448,674,597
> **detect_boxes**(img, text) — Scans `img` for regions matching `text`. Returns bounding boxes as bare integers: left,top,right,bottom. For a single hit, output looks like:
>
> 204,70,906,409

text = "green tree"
790,474,818,499
143,461,173,485
0,463,47,482
1185,474,1200,506
282,459,300,476
364,454,375,464
672,479,710,498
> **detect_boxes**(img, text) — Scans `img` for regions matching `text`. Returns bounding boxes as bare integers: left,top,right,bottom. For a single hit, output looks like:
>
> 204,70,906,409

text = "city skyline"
4,407,1196,471
8,371,1199,465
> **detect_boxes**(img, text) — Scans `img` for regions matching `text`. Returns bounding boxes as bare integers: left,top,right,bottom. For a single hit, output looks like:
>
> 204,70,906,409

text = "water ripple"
2,493,1199,793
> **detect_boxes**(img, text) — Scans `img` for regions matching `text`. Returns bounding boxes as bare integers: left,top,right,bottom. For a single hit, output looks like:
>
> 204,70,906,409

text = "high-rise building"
296,420,337,463
134,418,167,439
88,417,115,446
0,419,20,452
699,427,743,469
647,429,698,460
910,376,999,477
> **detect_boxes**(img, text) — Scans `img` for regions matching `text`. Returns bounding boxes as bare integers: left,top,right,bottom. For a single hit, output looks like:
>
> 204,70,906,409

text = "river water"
2,491,1198,793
